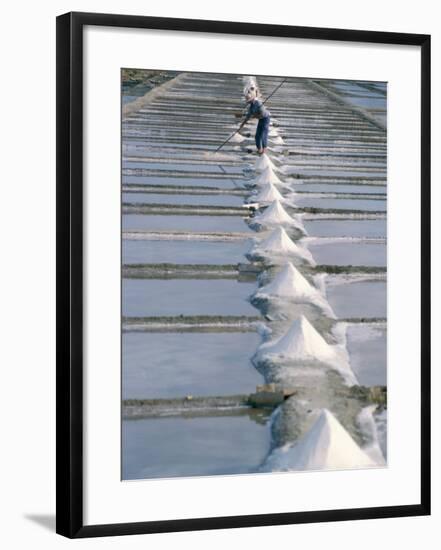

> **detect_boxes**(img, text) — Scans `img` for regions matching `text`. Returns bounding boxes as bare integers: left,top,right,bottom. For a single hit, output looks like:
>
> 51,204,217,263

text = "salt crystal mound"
256,315,355,384
254,154,277,173
255,165,284,187
261,409,377,472
229,132,246,143
253,263,336,318
249,227,315,265
251,183,285,204
257,316,337,364
252,200,305,233
270,135,285,145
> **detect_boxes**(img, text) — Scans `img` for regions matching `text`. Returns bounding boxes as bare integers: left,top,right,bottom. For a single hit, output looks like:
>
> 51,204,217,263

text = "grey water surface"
122,332,262,399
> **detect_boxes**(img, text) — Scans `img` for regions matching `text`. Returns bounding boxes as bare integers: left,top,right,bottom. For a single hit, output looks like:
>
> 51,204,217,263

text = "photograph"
121,69,388,481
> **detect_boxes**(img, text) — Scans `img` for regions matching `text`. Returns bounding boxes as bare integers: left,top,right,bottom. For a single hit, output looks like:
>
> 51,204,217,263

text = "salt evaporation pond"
122,192,244,207
291,183,386,195
122,414,271,480
308,241,386,267
345,325,387,386
123,175,240,188
123,160,243,175
294,197,386,212
122,214,252,233
326,281,387,318
122,332,261,399
123,279,258,317
123,239,250,265
304,219,386,239
285,168,385,179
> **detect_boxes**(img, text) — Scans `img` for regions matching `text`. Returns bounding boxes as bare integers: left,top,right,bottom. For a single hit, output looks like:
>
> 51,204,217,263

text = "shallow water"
122,214,252,233
308,241,386,267
291,184,386,195
294,197,386,212
122,414,271,480
346,325,387,386
122,239,251,265
122,332,261,399
123,161,243,175
123,175,241,188
122,193,244,207
123,278,258,316
304,219,386,239
326,281,387,318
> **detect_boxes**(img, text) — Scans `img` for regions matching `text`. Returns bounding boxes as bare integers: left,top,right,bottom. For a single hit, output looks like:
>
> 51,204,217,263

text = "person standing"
239,84,271,155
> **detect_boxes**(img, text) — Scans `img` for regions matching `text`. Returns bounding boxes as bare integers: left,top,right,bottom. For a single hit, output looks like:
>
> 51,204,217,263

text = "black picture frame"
56,11,431,538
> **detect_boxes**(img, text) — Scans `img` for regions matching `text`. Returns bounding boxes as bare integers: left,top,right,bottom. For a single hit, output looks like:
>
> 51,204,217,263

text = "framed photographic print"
56,11,431,538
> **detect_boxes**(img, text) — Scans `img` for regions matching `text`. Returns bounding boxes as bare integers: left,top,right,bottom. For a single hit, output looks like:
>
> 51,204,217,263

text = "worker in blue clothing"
239,84,271,155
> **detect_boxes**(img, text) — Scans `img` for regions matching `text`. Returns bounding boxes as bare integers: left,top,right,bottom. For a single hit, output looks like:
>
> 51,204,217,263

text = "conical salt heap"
258,263,314,298
255,165,283,186
259,315,337,364
253,200,305,233
254,154,277,173
250,227,315,265
251,183,285,205
230,132,245,143
254,263,336,318
270,135,285,145
261,409,377,472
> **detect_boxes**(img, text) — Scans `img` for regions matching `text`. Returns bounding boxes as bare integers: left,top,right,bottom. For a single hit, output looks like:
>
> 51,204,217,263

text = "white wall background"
0,0,439,548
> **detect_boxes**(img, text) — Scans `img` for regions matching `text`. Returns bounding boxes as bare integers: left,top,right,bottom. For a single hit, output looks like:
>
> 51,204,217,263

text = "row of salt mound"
246,114,373,472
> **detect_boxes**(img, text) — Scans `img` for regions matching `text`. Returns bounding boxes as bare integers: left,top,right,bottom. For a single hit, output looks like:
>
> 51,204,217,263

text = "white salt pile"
250,183,285,205
253,201,304,232
258,315,338,365
253,263,336,318
255,165,283,187
229,133,246,143
270,135,285,145
254,154,277,173
256,315,356,384
249,227,315,265
261,409,377,472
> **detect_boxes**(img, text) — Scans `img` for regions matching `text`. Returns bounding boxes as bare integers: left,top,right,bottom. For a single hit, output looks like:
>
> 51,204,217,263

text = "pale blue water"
123,175,240,188
122,215,252,233
122,278,258,317
308,242,386,267
291,184,386,194
122,239,251,265
122,332,261,399
122,193,244,207
123,161,242,175
326,281,387,318
304,219,386,239
122,414,271,480
346,325,387,386
295,197,386,212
